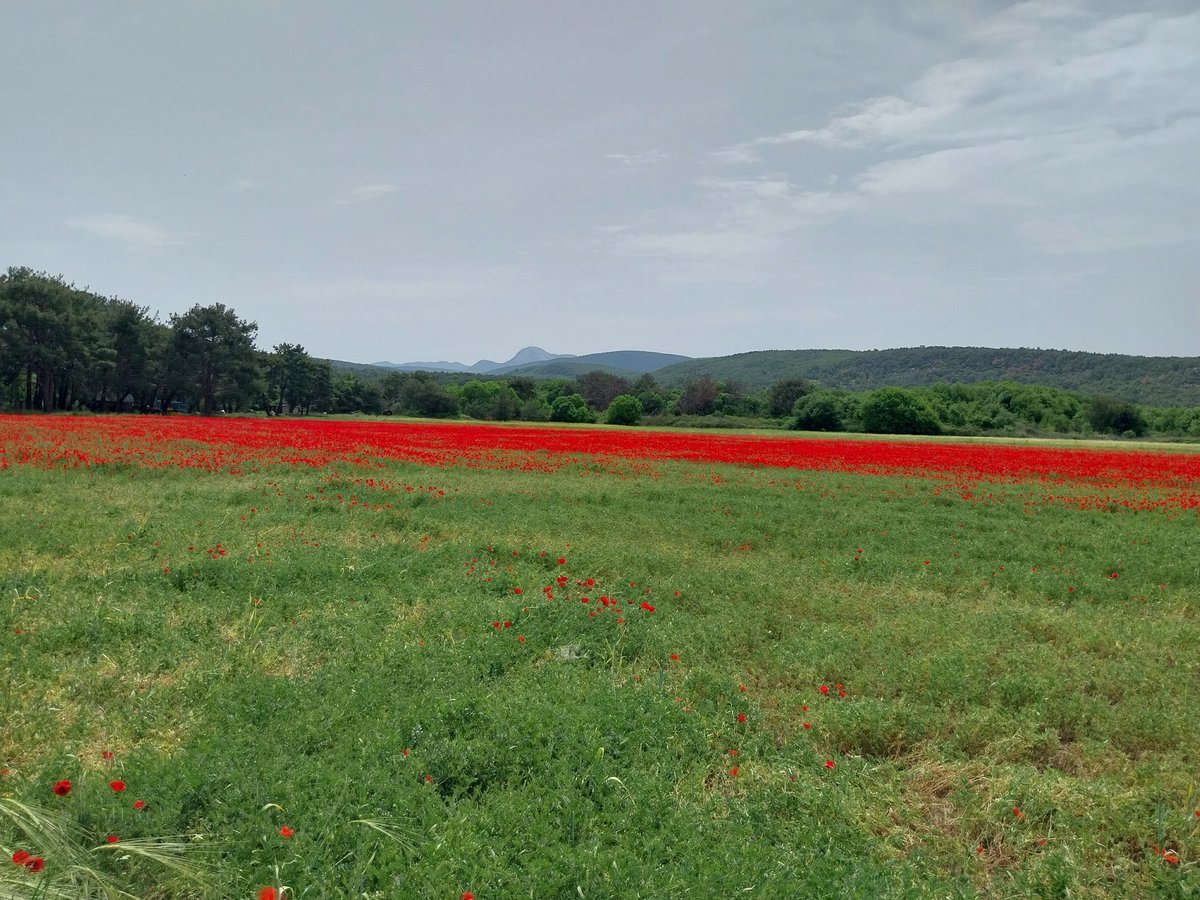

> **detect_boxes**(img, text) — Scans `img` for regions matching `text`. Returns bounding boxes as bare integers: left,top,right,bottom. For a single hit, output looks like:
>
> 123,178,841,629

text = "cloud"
707,4,1200,253
605,149,671,166
66,214,181,250
336,183,399,204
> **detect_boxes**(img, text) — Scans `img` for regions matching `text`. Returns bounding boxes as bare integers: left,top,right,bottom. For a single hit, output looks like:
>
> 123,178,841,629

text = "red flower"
640,602,655,612
670,654,679,661
819,685,829,695
1012,806,1023,819
52,779,71,796
824,759,835,769
133,799,146,809
106,834,119,844
463,893,475,900
11,850,30,865
557,558,566,565
517,635,525,643
803,722,811,730
110,780,126,792
279,825,293,838
737,713,747,723
513,587,522,595
729,766,739,777
26,856,44,873
258,888,278,900
424,773,433,784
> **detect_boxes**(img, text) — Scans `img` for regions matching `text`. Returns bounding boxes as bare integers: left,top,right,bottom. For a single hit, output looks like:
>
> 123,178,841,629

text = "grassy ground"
1,427,1198,898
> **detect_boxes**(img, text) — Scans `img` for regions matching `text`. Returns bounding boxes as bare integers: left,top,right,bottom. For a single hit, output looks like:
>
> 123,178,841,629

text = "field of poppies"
1,414,1197,898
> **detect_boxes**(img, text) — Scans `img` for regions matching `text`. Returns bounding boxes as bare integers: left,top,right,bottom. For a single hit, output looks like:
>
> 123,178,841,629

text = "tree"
606,394,643,426
550,394,592,423
678,377,719,415
1089,396,1146,436
791,392,845,431
860,387,941,435
0,268,80,410
576,370,632,412
767,377,812,417
169,303,260,415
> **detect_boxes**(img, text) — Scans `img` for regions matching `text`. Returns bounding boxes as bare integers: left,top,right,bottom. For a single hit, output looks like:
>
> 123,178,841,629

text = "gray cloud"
65,214,182,251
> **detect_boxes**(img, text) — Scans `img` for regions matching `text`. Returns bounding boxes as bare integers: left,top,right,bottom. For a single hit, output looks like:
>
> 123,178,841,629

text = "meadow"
1,414,1198,899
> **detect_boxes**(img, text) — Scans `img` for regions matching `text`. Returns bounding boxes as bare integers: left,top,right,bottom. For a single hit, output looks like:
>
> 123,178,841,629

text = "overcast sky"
2,1,1197,364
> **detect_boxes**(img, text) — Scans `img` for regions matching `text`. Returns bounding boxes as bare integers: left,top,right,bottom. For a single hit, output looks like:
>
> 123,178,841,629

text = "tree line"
3,267,1197,439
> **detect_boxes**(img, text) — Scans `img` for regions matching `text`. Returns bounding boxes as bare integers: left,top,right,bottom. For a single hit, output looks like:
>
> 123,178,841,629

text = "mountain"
494,350,692,377
653,347,1200,407
371,346,575,374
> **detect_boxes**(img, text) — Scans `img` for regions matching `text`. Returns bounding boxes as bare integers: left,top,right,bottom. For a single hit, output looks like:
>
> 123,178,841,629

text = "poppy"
729,766,739,777
106,835,119,844
133,799,146,809
279,826,293,838
258,888,278,900
824,760,835,769
11,850,30,865
52,779,71,796
27,857,44,873
110,780,126,792
640,602,655,612
737,714,747,723
819,685,829,695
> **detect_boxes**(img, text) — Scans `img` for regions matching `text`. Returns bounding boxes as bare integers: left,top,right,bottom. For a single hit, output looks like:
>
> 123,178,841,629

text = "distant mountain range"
338,345,1200,407
372,347,691,376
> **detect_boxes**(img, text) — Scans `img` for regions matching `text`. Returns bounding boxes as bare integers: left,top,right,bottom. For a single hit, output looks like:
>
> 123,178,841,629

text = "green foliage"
1089,396,1147,437
459,379,520,421
860,387,941,435
791,391,847,431
767,377,812,417
678,377,718,415
605,394,643,426
168,303,261,415
550,393,592,423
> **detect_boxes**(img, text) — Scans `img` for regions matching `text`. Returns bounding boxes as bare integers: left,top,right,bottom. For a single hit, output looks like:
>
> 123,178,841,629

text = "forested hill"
654,347,1200,407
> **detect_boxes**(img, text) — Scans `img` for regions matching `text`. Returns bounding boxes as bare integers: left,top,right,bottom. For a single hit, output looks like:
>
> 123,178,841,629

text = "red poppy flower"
134,799,146,809
52,779,71,796
1012,807,1023,819
670,654,679,661
106,834,119,844
729,766,739,777
819,685,829,695
557,558,566,565
279,826,293,838
424,774,433,784
737,714,747,723
258,888,278,900
640,602,655,612
824,759,835,769
803,722,811,730
110,780,126,792
11,850,30,865
463,893,475,900
513,587,522,595
26,856,44,873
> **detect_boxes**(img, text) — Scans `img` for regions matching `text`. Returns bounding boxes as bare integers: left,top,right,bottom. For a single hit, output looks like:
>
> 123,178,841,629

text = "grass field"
2,414,1198,899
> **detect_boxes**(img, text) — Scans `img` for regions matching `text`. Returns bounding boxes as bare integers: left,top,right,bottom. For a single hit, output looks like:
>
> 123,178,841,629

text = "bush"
860,387,941,435
606,394,643,426
791,392,844,431
550,394,592,423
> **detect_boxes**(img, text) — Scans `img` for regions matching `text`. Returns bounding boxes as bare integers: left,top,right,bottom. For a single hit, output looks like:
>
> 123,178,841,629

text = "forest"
2,267,1197,439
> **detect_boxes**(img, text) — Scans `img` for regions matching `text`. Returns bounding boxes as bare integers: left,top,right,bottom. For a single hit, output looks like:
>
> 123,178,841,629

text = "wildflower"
424,774,433,784
1012,807,1023,819
106,834,119,844
819,685,829,695
258,888,278,900
27,856,44,873
803,722,811,730
557,558,566,565
101,751,114,762
513,587,522,595
517,635,525,643
640,602,655,612
52,779,71,796
729,766,739,777
110,780,126,792
463,893,475,900
737,714,747,723
134,799,146,809
279,826,293,838
670,654,679,661
824,760,835,769
11,850,30,865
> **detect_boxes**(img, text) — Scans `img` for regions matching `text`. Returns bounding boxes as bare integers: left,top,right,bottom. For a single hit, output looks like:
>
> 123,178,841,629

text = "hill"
371,346,574,374
497,350,691,378
654,347,1200,407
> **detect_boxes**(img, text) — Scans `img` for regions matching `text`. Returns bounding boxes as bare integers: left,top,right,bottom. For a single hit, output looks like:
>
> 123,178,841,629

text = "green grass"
2,447,1198,898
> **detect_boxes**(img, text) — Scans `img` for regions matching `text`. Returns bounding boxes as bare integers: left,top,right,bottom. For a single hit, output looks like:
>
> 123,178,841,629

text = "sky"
2,1,1198,364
